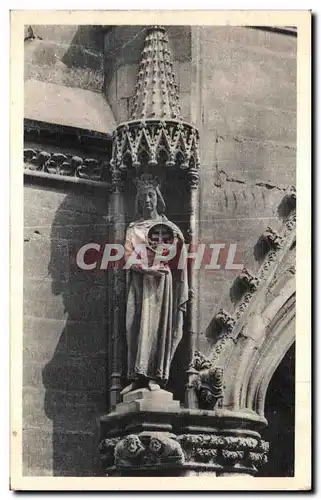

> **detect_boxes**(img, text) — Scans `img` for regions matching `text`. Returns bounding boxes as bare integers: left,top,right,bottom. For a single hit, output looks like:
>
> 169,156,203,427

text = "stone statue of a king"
121,176,189,396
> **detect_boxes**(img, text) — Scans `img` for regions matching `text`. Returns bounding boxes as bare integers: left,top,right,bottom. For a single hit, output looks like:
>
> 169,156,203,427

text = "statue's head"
138,186,158,214
135,175,166,218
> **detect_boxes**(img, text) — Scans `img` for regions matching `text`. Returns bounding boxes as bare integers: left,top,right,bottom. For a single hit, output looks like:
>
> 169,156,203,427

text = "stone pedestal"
99,393,269,477
114,388,181,414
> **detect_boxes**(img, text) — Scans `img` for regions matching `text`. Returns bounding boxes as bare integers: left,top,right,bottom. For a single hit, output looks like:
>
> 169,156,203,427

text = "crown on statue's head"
134,174,160,192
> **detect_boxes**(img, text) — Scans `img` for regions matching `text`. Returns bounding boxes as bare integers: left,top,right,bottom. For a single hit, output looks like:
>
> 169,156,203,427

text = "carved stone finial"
230,268,260,304
254,226,283,261
131,26,180,121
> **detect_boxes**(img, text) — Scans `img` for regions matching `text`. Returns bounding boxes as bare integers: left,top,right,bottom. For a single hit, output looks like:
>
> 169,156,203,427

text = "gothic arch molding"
213,224,296,415
246,293,295,416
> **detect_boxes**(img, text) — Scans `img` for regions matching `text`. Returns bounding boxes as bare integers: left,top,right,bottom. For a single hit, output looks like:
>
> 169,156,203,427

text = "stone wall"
23,169,111,476
194,27,297,346
24,25,116,134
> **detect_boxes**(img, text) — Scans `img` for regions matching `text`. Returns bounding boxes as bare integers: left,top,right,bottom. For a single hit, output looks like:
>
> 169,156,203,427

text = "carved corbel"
204,310,236,369
278,186,296,219
191,351,225,410
207,309,236,340
254,226,283,261
230,268,260,304
100,433,184,469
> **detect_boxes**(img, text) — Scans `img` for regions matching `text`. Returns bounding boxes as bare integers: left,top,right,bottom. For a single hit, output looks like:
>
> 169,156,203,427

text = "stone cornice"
249,26,297,37
24,118,113,154
24,147,111,183
24,169,111,192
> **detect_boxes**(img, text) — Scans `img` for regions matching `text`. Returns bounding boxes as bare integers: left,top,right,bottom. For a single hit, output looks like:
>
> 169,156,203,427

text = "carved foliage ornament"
99,433,269,471
24,148,110,182
178,434,269,469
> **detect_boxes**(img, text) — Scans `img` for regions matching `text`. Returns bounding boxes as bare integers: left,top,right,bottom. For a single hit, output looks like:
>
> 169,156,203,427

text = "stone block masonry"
23,181,111,476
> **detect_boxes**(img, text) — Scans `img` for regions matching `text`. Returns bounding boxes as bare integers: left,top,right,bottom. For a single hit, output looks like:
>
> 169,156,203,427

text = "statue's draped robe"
124,215,189,383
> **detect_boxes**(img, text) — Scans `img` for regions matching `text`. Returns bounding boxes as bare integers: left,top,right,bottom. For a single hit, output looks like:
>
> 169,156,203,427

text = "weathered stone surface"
23,182,111,477
24,279,107,322
115,389,181,414
215,139,296,185
25,80,116,134
23,427,101,476
99,407,268,476
24,25,116,131
201,30,296,112
24,183,110,217
24,349,106,392
201,26,296,58
23,387,106,434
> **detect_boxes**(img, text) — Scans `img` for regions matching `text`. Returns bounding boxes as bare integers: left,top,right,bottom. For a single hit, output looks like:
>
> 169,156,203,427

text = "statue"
121,176,189,395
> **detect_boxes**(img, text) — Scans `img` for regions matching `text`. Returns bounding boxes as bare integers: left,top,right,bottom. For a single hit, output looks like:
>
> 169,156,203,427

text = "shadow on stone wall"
42,190,109,476
258,343,295,477
61,26,105,71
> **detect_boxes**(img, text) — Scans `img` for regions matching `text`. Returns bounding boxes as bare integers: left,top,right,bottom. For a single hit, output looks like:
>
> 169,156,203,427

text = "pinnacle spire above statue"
131,26,181,121
110,25,200,177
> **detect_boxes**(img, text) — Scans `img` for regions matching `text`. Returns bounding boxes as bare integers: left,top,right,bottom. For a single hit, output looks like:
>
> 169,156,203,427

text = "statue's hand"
144,265,169,277
131,264,144,273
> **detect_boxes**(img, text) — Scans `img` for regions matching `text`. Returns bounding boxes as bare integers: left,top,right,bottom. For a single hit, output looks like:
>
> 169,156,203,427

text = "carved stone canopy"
110,26,200,186
112,119,200,172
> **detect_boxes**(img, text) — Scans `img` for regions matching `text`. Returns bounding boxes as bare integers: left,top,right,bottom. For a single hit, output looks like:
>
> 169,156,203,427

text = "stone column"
108,163,125,410
185,166,200,408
